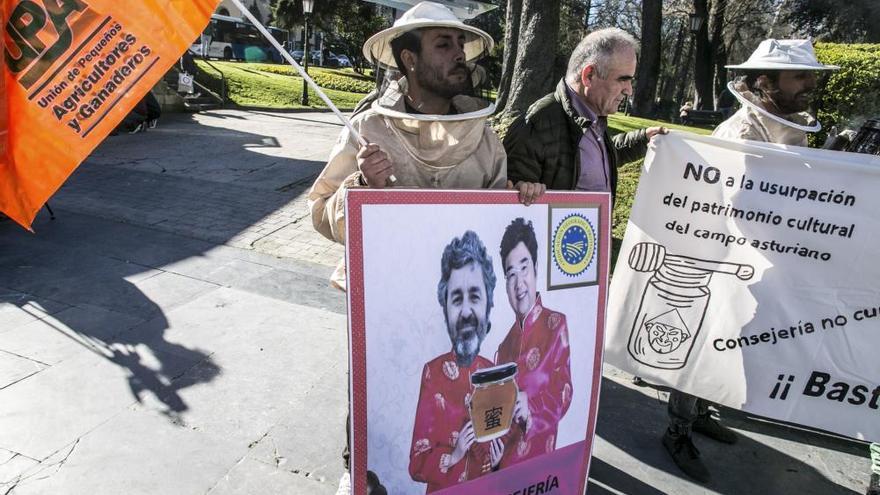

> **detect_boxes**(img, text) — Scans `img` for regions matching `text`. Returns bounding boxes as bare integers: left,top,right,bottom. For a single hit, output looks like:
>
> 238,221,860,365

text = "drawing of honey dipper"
626,242,754,369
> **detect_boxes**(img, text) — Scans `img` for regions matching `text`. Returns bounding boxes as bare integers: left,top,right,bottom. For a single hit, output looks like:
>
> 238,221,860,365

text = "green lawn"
195,60,370,110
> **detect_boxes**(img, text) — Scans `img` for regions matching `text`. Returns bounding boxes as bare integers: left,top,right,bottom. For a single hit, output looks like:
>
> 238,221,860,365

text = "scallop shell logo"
552,213,596,277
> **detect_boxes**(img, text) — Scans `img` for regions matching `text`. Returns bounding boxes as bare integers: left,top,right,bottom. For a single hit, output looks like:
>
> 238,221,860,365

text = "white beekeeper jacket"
308,77,507,289
712,81,820,146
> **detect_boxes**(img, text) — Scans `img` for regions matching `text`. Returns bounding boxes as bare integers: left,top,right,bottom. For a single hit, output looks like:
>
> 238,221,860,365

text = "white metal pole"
229,0,366,146
227,0,397,182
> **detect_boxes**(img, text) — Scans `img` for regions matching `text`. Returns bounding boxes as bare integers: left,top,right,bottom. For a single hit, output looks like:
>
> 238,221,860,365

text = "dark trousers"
667,390,710,437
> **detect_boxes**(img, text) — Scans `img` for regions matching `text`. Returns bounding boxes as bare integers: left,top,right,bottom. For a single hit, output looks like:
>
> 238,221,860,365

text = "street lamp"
686,11,705,108
301,0,315,106
688,12,704,35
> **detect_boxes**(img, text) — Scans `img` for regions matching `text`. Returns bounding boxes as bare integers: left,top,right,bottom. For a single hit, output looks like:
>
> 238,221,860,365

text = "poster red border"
345,189,611,495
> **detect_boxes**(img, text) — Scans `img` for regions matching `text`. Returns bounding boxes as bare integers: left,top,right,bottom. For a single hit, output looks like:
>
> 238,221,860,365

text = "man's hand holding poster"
345,190,610,494
607,132,880,441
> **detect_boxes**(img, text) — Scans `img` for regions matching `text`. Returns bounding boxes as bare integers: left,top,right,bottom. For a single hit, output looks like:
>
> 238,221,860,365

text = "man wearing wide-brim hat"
310,3,509,494
662,39,841,485
309,1,508,287
712,38,839,146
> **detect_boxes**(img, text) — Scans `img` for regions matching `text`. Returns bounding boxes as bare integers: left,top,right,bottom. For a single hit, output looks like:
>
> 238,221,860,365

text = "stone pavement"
0,110,872,494
50,110,346,267
1,211,348,494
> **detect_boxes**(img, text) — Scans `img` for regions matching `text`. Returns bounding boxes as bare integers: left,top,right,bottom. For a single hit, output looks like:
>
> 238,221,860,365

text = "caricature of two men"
408,219,573,492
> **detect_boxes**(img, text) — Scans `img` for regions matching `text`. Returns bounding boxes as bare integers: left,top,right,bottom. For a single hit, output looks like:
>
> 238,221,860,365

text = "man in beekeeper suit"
663,38,840,484
308,1,512,291
318,4,522,494
713,38,838,144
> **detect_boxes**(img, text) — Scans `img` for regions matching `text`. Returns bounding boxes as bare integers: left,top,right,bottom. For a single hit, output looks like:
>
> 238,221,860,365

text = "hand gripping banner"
1,0,219,229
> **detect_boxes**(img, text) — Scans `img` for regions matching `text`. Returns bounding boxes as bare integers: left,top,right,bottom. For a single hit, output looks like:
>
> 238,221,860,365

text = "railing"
191,51,227,104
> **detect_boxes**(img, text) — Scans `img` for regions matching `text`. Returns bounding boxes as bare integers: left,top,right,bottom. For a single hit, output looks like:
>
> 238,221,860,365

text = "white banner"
607,131,880,441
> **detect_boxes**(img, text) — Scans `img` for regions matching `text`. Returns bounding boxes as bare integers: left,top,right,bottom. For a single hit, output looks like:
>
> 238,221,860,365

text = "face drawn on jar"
626,242,754,370
645,318,691,354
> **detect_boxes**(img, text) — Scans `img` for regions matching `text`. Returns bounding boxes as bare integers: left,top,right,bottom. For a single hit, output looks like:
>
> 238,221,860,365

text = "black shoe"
693,415,738,444
367,470,387,495
868,473,880,495
662,430,710,483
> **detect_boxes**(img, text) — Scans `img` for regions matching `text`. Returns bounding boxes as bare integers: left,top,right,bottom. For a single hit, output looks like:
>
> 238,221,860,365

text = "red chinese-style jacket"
408,351,495,493
495,295,573,465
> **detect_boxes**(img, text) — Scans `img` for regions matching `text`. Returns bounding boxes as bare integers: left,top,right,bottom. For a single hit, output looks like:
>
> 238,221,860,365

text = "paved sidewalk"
51,110,345,266
1,212,348,494
0,110,871,494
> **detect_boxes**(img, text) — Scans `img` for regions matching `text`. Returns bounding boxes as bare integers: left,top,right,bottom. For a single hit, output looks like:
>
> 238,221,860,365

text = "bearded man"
408,230,504,492
663,38,840,484
713,38,837,145
309,1,508,290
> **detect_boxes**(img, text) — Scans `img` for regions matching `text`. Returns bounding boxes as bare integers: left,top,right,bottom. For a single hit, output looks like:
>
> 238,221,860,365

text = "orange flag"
1,0,219,229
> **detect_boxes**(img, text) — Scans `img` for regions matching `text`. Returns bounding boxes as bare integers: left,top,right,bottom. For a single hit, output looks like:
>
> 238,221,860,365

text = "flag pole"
227,0,396,182
229,0,366,145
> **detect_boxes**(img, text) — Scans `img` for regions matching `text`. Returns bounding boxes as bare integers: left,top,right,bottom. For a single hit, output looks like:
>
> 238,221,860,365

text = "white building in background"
215,0,272,22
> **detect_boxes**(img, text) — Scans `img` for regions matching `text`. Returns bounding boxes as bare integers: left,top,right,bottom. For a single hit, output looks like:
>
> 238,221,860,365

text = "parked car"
335,55,352,67
288,49,304,63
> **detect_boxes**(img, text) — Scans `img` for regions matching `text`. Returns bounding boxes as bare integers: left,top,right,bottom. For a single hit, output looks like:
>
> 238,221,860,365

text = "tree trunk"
583,0,592,27
712,49,728,109
632,0,662,117
709,0,727,109
501,0,561,121
495,0,522,115
675,37,694,107
692,0,713,110
661,21,687,103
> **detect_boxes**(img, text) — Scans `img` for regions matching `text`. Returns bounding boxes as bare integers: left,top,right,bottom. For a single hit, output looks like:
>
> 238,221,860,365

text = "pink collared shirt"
565,84,611,192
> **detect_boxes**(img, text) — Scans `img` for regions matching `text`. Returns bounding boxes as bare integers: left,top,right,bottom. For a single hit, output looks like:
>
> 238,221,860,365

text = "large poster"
346,190,610,495
607,132,880,441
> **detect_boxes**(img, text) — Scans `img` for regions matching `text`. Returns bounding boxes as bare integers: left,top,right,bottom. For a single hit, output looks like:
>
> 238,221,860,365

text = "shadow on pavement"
595,377,860,494
0,214,219,418
630,379,868,459
247,110,346,126
588,457,667,495
0,111,338,420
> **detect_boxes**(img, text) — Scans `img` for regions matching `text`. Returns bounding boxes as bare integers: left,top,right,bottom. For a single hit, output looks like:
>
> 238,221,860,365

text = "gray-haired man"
503,27,667,204
408,230,503,492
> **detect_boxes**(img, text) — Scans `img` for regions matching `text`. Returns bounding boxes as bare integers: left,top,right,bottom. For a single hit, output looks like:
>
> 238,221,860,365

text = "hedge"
813,43,880,145
310,71,374,94
244,64,374,94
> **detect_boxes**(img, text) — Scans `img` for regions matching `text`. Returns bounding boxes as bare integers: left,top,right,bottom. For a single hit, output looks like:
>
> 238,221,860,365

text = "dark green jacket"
504,79,649,196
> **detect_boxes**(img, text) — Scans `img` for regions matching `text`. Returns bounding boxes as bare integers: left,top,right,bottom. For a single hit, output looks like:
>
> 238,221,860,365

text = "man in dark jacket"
504,28,666,204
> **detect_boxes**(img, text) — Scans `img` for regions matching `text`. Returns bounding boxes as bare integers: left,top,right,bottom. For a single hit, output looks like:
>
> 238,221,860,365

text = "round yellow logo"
552,214,596,277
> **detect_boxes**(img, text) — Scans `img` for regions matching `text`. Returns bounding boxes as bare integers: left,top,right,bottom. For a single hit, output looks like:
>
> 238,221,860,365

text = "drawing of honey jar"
469,363,519,442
